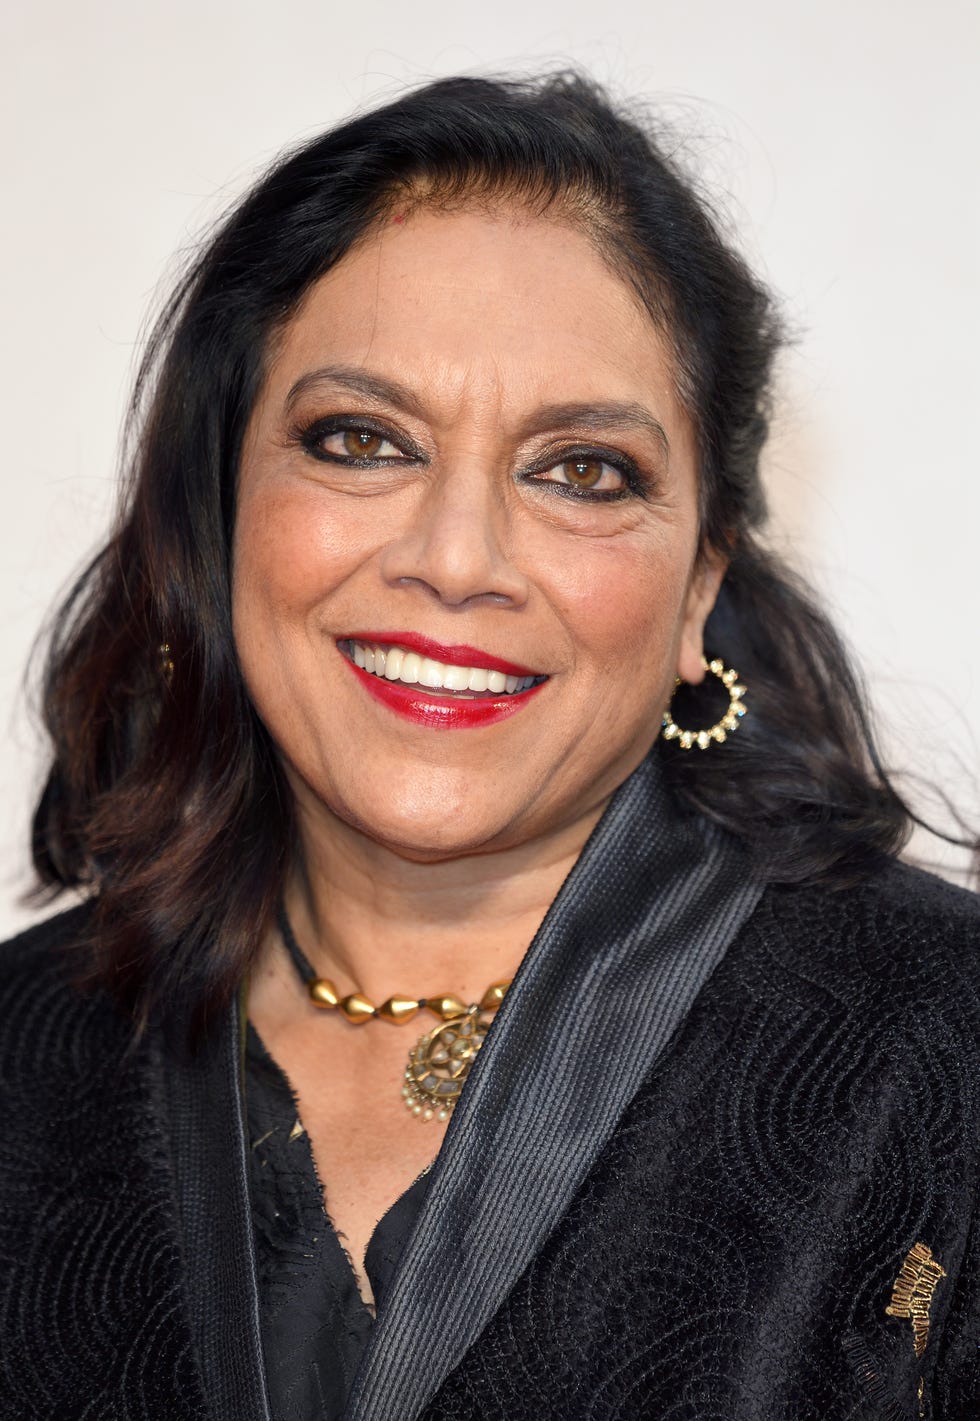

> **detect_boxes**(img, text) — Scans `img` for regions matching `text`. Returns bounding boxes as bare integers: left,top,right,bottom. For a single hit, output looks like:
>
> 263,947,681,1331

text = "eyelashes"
290,413,655,502
294,414,425,465
522,449,648,502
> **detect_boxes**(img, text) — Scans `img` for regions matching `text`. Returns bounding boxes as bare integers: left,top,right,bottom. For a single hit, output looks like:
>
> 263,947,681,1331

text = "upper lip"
341,631,543,678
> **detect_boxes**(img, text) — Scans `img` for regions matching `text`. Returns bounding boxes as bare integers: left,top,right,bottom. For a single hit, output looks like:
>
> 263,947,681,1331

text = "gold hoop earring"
159,642,174,681
661,656,747,750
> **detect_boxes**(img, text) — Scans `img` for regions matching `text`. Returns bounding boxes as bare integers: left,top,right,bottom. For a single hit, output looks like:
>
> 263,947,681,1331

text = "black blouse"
244,1024,431,1420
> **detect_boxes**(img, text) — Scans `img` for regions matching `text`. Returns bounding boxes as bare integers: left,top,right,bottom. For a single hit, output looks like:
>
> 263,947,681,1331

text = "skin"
238,204,726,1304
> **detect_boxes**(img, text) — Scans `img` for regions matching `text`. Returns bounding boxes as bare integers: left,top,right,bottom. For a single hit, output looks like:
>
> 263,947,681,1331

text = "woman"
1,73,977,1420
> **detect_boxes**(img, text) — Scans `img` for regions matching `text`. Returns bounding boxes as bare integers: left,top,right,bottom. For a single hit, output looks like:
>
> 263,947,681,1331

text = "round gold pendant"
402,1007,492,1121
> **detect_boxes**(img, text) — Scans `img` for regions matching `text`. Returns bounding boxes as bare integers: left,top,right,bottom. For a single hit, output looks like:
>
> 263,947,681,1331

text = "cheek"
537,532,693,675
232,483,379,629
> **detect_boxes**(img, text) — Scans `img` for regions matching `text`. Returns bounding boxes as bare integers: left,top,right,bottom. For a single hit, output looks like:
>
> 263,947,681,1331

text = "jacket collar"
347,754,762,1421
159,992,273,1421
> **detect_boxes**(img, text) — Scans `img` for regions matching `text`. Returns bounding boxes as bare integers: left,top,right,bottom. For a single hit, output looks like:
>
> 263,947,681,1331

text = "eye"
315,425,405,461
533,456,628,496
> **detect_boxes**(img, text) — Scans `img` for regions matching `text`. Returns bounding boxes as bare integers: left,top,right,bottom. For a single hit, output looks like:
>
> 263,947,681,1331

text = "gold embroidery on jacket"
885,1242,946,1358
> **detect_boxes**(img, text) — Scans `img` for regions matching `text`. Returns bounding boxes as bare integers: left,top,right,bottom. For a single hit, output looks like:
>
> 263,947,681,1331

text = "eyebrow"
285,364,671,459
529,401,670,460
285,365,426,419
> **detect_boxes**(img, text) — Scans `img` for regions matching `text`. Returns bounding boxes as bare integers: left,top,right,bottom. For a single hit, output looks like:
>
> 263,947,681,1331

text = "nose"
378,461,530,610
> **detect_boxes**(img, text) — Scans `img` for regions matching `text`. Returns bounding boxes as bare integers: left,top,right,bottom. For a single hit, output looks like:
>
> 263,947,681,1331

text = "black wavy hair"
30,72,970,1026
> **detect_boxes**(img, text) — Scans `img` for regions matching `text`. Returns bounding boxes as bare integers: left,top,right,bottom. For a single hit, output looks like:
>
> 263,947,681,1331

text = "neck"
278,798,606,1003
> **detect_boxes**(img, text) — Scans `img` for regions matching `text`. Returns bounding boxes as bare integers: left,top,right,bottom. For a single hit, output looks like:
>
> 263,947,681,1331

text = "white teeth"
347,640,542,695
418,657,442,688
399,652,421,684
442,664,471,691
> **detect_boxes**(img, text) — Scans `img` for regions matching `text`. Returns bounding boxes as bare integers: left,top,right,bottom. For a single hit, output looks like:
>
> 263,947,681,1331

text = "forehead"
264,206,688,435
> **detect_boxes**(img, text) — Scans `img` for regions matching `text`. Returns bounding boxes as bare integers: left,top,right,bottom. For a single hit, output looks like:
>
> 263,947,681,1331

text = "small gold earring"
662,656,747,750
159,642,174,681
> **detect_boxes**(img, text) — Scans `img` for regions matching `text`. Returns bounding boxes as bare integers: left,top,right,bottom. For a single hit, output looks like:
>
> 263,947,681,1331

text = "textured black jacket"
1,760,978,1419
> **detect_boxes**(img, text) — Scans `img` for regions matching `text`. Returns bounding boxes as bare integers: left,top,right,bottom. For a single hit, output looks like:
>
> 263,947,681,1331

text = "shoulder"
729,858,979,1034
0,900,132,1074
0,899,96,993
752,857,978,958
0,898,94,961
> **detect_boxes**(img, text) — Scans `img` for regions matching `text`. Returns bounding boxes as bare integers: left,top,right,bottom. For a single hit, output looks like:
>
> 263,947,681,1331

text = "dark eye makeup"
522,444,652,502
293,414,425,466
289,414,656,503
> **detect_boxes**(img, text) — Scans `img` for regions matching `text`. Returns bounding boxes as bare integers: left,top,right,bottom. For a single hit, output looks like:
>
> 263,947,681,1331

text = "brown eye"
300,420,407,465
342,429,385,458
533,456,627,494
563,459,604,488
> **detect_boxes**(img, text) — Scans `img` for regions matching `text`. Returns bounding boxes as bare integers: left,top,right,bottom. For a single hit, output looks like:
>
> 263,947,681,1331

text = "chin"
324,774,520,861
348,807,510,863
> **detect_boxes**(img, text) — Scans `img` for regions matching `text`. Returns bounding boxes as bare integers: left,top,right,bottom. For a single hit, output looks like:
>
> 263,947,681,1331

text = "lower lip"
343,658,546,728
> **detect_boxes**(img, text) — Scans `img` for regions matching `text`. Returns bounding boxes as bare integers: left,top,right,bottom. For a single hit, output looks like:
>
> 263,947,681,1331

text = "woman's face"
233,205,724,861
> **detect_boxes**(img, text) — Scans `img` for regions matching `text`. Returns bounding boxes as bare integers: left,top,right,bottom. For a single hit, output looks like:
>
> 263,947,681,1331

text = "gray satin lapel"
347,757,763,1421
158,996,272,1421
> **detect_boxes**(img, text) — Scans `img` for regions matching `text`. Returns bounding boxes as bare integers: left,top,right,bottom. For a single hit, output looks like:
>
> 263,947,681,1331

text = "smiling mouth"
338,638,548,699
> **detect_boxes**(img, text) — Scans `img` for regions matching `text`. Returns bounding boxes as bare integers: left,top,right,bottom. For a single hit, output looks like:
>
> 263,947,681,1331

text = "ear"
676,544,728,685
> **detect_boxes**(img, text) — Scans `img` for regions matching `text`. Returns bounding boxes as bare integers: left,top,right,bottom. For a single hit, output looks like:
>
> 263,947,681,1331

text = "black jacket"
1,759,978,1419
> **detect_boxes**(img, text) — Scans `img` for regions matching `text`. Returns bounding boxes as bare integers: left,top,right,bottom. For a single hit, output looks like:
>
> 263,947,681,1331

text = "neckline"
243,1018,434,1317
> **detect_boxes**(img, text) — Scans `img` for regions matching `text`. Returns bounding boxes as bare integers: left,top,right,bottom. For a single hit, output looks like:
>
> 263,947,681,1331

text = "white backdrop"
2,0,977,935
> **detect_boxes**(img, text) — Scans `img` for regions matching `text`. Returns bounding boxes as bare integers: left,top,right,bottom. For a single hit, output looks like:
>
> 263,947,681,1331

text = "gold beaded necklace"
277,904,510,1123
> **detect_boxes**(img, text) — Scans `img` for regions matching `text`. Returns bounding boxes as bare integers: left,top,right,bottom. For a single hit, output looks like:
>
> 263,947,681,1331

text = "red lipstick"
337,634,547,730
344,631,538,678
